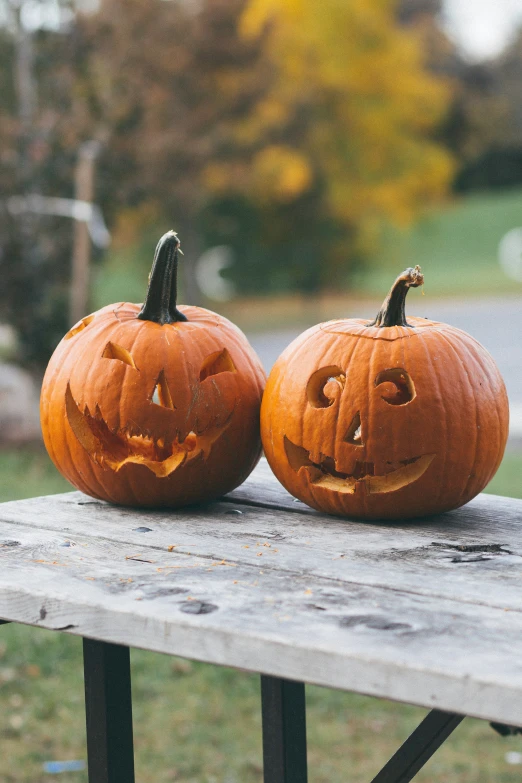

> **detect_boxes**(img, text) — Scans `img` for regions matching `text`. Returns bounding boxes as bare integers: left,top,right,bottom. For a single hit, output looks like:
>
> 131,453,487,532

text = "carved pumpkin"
261,266,509,520
41,231,266,507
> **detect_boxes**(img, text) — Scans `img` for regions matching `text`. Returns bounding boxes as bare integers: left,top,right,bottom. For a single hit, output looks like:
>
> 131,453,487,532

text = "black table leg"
261,675,308,783
83,638,135,783
371,709,464,783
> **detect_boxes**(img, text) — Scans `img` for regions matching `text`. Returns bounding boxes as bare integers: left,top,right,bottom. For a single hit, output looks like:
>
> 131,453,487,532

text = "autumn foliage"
0,0,455,363
239,0,454,255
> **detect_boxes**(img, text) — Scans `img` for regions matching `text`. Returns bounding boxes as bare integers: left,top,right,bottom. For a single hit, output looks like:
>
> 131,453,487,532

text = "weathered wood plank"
1,462,522,614
1,513,522,724
228,458,313,512
229,460,522,523
228,459,313,512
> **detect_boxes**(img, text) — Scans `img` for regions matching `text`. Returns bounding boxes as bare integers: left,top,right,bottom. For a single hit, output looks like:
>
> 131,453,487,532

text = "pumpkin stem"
366,265,424,328
137,231,188,324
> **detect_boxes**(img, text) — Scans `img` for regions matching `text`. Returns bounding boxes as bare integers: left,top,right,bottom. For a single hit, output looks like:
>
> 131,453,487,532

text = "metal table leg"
371,709,464,783
83,638,135,783
261,675,308,783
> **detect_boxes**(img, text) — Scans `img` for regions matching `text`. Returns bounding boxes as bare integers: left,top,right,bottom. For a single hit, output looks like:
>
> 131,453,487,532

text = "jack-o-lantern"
261,266,509,520
41,231,266,507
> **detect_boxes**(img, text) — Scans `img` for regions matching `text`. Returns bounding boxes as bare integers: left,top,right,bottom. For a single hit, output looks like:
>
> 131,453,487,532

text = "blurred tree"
397,0,522,192
78,0,456,297
453,28,522,191
497,29,522,140
0,1,92,367
238,0,455,273
75,0,283,301
1,0,281,362
1,0,456,366
397,0,461,77
397,0,443,25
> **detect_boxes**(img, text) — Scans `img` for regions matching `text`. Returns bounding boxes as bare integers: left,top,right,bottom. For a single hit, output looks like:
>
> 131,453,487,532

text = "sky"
443,0,522,60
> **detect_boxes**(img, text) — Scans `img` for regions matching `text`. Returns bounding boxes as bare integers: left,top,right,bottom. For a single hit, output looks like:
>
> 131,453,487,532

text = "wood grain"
0,460,521,725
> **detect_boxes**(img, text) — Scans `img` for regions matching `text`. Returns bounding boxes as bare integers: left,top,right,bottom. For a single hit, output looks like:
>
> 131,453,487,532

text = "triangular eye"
151,370,175,409
200,348,237,382
102,342,138,370
65,315,95,340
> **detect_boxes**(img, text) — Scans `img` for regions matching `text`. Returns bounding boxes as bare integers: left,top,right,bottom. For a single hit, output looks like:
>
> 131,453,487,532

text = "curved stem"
137,231,188,324
366,265,424,328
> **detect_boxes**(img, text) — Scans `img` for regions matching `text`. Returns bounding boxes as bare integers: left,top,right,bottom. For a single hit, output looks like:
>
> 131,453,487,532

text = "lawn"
2,622,522,783
354,187,522,297
0,446,521,781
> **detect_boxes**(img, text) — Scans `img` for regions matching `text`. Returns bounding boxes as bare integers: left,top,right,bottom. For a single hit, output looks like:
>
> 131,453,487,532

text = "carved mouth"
284,436,435,495
65,384,231,477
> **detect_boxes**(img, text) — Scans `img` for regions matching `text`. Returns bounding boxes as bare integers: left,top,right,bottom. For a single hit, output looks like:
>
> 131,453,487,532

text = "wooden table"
1,459,522,782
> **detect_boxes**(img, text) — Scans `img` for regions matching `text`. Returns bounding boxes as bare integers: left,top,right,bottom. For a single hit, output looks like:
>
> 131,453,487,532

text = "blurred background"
1,0,522,780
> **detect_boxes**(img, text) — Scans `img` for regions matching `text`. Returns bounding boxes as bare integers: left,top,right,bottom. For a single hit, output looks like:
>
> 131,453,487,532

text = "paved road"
247,296,522,444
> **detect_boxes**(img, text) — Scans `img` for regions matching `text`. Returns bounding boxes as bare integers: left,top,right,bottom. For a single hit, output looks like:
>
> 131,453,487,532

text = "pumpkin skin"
41,232,266,507
261,267,509,520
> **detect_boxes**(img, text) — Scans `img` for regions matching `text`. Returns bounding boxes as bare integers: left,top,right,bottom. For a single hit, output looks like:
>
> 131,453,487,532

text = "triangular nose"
152,370,176,409
344,411,363,445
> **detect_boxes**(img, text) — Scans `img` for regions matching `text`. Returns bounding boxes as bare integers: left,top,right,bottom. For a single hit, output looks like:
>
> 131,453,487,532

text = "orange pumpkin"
261,266,509,519
41,231,266,507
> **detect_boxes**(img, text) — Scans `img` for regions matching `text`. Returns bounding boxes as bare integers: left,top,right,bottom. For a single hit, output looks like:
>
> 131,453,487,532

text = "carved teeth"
283,436,435,495
65,384,231,477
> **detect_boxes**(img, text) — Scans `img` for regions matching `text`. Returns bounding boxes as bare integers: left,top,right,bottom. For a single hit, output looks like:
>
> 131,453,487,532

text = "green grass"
1,446,521,780
0,448,70,502
1,624,522,782
354,188,522,297
92,228,160,312
485,450,522,500
92,188,522,316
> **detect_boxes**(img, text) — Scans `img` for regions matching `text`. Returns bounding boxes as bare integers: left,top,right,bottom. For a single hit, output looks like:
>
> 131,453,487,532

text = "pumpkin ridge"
449,329,508,494
60,354,110,499
120,321,145,438
64,387,110,501
435,329,480,506
224,326,266,394
417,330,448,509
332,336,349,468
320,316,445,342
303,333,340,511
332,332,361,514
